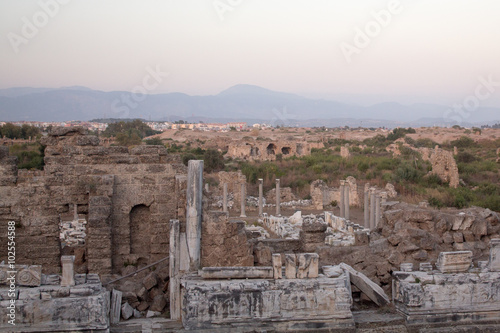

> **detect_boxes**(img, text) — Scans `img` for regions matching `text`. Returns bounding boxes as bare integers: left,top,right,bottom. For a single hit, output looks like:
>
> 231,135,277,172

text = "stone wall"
318,203,500,296
227,140,323,161
0,128,187,275
419,147,459,188
201,211,254,267
181,276,353,331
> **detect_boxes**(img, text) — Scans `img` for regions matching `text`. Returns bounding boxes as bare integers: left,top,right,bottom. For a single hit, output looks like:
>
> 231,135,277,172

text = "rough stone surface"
0,129,186,275
435,251,472,273
181,276,353,330
393,270,500,324
201,211,254,267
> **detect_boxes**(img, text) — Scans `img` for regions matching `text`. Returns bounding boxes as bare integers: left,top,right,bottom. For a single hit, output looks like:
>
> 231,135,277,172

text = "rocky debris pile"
247,195,266,207
319,203,500,296
245,225,270,240
115,264,170,320
212,192,235,209
266,186,297,204
280,199,312,207
59,215,87,247
261,211,305,239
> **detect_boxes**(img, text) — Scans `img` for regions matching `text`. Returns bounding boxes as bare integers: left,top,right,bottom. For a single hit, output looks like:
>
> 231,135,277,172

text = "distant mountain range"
0,84,498,128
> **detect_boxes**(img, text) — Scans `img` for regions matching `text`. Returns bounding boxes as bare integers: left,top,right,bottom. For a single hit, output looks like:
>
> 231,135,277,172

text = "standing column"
276,179,281,216
223,183,228,213
258,178,264,216
339,180,345,218
344,181,350,221
169,219,181,321
370,187,376,230
364,183,370,228
375,192,381,228
186,160,203,271
240,183,247,218
61,255,75,287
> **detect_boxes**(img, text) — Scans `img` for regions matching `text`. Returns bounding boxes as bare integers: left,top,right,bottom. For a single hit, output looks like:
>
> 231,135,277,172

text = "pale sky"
0,0,499,106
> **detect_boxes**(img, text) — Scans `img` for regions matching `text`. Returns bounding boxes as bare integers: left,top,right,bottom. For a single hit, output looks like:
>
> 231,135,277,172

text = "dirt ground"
155,127,500,147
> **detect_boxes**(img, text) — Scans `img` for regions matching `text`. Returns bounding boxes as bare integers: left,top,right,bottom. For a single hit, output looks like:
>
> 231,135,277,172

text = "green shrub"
357,162,369,173
451,136,477,148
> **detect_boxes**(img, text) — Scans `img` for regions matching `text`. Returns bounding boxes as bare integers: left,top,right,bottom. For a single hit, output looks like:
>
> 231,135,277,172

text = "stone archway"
267,143,277,155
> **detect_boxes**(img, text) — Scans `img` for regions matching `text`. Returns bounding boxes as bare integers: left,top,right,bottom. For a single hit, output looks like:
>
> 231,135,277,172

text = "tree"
203,149,225,173
116,130,142,146
144,137,163,145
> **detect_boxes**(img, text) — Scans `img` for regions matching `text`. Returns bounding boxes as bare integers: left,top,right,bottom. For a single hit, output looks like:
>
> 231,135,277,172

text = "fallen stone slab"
340,263,390,306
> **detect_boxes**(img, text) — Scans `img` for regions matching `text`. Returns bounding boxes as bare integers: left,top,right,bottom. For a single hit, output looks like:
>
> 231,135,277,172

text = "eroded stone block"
297,253,319,279
0,265,42,287
285,254,297,279
272,254,282,279
436,251,472,273
61,256,75,287
489,239,500,272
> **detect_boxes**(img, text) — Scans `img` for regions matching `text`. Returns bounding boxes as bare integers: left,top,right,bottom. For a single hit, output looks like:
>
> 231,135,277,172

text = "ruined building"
2,128,500,332
227,140,323,161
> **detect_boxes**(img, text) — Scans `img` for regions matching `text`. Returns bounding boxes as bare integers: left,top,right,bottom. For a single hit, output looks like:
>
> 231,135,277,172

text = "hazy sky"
0,0,499,106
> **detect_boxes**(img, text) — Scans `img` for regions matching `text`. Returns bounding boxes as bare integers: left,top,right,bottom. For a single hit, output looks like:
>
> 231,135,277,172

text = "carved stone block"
297,253,319,279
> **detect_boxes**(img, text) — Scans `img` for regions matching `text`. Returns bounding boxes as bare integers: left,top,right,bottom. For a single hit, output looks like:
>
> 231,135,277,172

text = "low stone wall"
181,276,353,331
0,275,109,332
393,270,500,325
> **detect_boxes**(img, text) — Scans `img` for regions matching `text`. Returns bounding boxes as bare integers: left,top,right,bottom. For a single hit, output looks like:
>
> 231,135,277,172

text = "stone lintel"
200,267,273,279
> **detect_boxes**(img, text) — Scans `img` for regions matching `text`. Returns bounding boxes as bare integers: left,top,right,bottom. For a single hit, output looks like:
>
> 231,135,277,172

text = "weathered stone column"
339,180,345,218
272,254,282,279
61,255,75,287
205,183,209,192
186,160,203,271
375,192,381,228
169,219,181,321
240,183,247,218
489,239,500,272
222,183,228,213
258,178,263,216
364,184,370,228
344,181,350,220
370,187,376,230
276,179,281,216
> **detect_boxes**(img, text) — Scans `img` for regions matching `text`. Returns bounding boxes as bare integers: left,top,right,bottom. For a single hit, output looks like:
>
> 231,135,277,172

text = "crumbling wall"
201,211,254,267
227,140,324,161
265,186,296,204
310,178,360,210
0,127,187,275
318,203,500,295
420,147,459,188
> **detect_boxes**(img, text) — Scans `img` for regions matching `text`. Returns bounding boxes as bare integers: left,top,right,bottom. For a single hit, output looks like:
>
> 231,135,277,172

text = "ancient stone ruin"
1,128,500,332
227,140,323,161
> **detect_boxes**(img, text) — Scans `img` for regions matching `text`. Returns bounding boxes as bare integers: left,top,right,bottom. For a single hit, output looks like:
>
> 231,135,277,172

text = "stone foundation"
181,276,353,331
